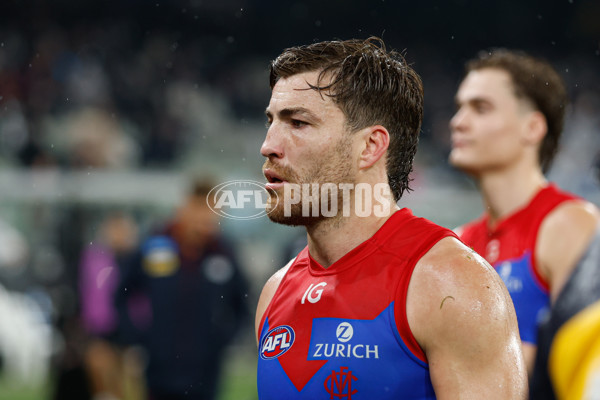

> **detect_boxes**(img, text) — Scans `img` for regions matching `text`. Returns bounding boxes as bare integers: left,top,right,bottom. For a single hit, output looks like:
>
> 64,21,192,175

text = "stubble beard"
265,136,355,227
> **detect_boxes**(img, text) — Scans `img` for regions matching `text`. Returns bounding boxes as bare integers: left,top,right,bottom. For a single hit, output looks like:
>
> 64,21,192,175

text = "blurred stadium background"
0,0,598,399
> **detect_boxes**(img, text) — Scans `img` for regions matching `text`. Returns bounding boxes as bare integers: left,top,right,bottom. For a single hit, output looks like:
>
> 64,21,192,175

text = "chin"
266,203,326,227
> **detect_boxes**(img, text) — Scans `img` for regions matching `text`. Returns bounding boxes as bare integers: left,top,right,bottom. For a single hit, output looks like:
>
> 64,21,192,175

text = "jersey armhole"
530,250,550,293
258,258,298,336
393,231,458,365
529,199,584,294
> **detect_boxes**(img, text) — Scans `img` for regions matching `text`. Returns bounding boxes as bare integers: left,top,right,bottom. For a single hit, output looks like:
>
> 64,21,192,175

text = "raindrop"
315,20,322,27
551,41,556,45
451,35,455,40
537,14,542,20
0,43,3,47
227,36,235,44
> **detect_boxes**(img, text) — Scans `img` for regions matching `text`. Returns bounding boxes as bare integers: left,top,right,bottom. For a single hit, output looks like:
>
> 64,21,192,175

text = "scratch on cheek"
440,295,455,310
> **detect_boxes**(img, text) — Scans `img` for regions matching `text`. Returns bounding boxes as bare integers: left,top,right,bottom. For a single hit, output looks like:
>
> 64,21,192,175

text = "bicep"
427,292,526,399
408,240,527,399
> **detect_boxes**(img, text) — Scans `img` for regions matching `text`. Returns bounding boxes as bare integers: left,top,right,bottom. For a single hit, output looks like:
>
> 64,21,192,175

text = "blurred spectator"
0,283,54,387
115,179,250,400
79,211,141,400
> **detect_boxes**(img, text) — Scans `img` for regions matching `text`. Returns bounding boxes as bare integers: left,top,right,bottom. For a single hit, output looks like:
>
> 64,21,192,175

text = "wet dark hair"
466,49,568,173
270,37,424,201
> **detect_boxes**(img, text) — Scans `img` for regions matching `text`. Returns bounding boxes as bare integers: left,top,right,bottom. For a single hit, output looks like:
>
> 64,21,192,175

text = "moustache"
262,161,298,182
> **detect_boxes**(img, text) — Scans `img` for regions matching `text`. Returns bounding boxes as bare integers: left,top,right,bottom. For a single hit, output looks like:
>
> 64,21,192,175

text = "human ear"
523,111,547,145
358,125,390,169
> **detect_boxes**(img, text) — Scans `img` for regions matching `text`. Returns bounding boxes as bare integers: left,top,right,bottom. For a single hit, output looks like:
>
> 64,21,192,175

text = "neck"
477,161,547,227
306,193,399,268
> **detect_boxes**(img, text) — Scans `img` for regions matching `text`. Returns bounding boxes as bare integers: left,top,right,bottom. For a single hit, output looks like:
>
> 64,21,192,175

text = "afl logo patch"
260,325,295,360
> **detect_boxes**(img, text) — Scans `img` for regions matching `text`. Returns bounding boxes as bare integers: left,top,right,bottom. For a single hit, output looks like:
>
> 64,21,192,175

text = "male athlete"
256,38,527,399
449,49,600,377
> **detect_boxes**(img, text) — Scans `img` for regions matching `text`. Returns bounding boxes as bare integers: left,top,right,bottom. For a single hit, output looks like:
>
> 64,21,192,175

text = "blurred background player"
115,179,250,400
78,211,141,400
449,49,600,375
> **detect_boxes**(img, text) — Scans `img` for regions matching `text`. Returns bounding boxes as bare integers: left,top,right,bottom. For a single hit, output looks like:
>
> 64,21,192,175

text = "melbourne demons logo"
324,366,358,398
260,325,295,360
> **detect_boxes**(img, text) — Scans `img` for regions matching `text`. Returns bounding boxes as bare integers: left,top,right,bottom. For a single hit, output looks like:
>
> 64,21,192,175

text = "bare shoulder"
408,237,515,351
537,199,600,299
542,199,599,234
407,237,527,398
255,258,295,344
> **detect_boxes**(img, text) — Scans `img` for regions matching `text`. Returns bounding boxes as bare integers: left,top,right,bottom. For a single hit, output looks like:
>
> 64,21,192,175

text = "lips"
263,168,289,190
451,135,471,149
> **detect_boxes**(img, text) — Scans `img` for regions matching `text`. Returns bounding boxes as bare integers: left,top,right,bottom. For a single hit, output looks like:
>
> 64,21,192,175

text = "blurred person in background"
529,154,600,399
79,211,142,400
449,49,600,379
256,37,526,399
115,179,250,400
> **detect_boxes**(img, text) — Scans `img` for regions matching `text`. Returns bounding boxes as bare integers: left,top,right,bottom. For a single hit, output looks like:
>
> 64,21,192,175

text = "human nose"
260,123,284,159
450,108,468,133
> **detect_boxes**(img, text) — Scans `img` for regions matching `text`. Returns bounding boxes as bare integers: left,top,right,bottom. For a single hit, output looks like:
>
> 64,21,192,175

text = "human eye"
473,101,492,114
290,119,308,128
265,116,273,128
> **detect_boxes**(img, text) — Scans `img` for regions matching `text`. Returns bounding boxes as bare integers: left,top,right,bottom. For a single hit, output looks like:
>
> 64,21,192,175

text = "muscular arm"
255,258,295,345
408,237,528,399
537,200,600,303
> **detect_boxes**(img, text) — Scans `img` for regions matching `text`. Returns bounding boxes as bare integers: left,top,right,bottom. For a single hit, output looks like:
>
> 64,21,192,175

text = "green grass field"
0,344,257,400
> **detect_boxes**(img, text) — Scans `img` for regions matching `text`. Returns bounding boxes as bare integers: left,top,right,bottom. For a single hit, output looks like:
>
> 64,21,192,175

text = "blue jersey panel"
258,304,435,399
495,251,549,344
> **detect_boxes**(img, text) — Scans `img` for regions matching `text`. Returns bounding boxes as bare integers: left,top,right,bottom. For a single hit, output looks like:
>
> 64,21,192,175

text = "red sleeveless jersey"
458,184,579,344
257,208,457,399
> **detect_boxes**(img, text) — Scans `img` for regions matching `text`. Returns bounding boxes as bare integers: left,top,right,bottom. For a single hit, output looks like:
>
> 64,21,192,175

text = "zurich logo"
260,325,295,360
336,322,354,343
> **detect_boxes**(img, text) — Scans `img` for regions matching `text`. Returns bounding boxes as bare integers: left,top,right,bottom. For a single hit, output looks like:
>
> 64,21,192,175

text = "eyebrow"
265,107,323,124
455,96,493,108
